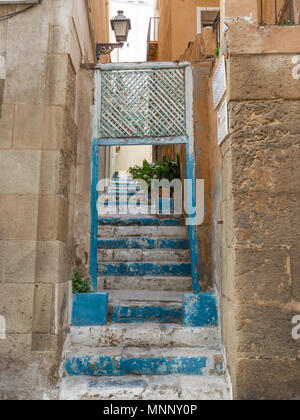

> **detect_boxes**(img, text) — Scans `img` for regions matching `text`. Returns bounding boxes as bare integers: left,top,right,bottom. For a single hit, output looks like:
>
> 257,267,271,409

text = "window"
196,7,220,34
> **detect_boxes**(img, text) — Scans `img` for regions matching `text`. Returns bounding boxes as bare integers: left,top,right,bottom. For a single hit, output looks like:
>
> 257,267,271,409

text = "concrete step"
98,276,193,292
98,206,177,216
98,226,187,238
99,216,184,227
98,237,189,250
109,290,183,303
98,249,190,263
109,303,182,324
63,346,224,377
69,324,221,349
108,291,182,324
59,375,231,400
98,262,191,277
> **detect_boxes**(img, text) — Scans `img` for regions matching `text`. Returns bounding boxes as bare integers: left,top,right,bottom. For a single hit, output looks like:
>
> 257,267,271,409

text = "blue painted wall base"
182,293,218,327
72,292,108,326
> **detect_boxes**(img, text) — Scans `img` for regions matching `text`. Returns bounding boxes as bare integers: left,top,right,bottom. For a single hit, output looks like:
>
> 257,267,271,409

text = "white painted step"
59,375,231,400
63,346,223,365
69,324,221,349
109,290,183,304
98,276,193,292
98,249,190,263
98,226,188,238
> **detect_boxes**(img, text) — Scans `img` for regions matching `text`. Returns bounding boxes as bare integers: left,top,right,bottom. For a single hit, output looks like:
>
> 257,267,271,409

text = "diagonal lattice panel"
99,69,186,138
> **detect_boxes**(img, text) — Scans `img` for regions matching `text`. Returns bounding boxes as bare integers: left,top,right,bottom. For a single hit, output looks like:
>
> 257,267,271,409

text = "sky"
109,0,155,62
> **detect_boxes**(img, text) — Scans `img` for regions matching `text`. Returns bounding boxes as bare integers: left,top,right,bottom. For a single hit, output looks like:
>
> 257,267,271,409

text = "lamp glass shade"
111,10,131,43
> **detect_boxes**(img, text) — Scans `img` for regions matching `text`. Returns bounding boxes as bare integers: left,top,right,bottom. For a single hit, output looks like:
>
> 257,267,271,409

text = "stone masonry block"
225,247,293,304
0,150,41,194
55,281,70,334
222,299,299,359
228,101,300,195
45,55,76,117
0,150,61,195
228,55,300,101
234,358,300,400
32,281,70,335
6,3,49,54
290,245,300,300
0,240,36,284
37,195,69,242
0,284,34,334
4,52,47,104
32,283,55,335
14,104,44,149
232,192,300,247
0,333,32,371
35,240,70,284
0,125,13,149
0,194,38,240
44,106,64,150
0,104,14,149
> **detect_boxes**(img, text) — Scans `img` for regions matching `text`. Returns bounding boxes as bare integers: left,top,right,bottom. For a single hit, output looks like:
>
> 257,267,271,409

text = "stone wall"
0,0,96,399
220,22,300,400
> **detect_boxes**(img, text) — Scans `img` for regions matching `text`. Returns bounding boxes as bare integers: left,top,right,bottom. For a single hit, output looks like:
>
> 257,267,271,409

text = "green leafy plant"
153,155,181,182
72,269,91,294
128,155,181,190
280,20,295,26
214,46,220,57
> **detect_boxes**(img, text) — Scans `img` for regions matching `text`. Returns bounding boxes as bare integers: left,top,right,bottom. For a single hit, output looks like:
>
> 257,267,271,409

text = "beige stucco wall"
0,0,99,399
116,146,153,175
90,0,111,63
156,0,220,61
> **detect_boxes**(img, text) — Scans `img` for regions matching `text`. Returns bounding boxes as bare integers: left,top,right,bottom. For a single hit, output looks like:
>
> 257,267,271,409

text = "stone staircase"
58,178,231,400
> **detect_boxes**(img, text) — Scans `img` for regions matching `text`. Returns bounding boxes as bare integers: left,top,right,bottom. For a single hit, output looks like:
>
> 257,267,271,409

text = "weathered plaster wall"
0,0,96,399
90,0,111,63
220,22,300,400
157,0,220,61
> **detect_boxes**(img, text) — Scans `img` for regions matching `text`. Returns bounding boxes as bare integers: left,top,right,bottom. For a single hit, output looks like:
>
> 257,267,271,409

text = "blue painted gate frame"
90,62,200,293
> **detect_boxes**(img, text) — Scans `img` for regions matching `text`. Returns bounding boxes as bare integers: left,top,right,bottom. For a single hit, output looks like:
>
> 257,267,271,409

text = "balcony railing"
260,0,298,25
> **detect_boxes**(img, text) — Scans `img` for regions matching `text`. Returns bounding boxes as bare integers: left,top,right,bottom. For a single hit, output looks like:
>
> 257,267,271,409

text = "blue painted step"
64,349,223,377
98,262,191,277
99,217,184,227
111,305,182,324
98,237,189,250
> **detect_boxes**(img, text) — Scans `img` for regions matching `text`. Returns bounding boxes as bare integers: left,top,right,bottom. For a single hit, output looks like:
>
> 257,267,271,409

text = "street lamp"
96,11,131,59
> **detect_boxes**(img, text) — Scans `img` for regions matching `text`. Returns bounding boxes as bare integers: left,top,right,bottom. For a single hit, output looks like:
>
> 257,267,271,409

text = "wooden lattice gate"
90,62,200,293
